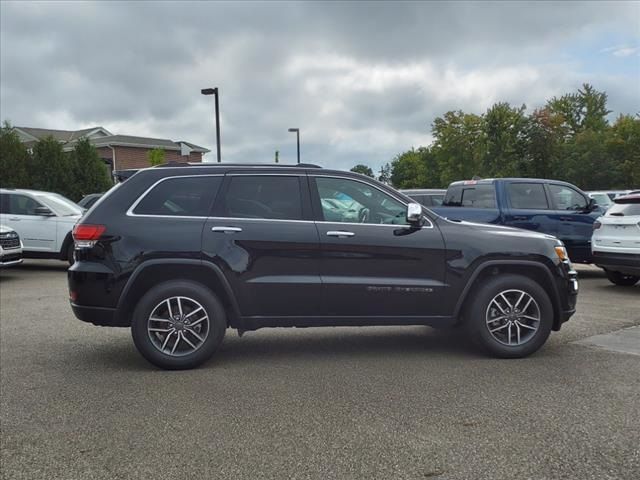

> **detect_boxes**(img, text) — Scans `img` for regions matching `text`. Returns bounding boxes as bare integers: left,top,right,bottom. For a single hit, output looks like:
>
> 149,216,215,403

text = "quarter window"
548,185,588,211
315,177,408,225
133,176,221,216
507,183,549,210
222,176,303,220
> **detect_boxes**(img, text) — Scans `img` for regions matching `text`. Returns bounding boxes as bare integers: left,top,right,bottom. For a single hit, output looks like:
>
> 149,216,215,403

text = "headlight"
555,245,570,262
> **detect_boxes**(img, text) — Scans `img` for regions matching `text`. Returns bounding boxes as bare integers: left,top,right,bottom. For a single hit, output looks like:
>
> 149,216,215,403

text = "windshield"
36,193,83,216
606,202,640,216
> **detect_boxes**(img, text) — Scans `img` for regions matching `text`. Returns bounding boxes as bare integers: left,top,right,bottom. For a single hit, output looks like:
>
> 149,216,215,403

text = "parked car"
604,190,632,200
78,193,104,210
0,224,23,267
68,164,578,369
0,189,83,265
586,191,614,210
401,189,446,207
592,193,640,286
430,178,602,263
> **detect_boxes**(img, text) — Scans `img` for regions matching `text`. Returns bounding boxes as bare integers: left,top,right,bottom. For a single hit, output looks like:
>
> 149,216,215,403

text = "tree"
390,148,425,188
29,136,75,199
0,121,30,188
547,83,610,137
431,111,485,186
147,148,165,166
521,108,563,179
482,102,528,178
377,163,392,184
350,164,374,177
71,138,113,199
607,115,640,188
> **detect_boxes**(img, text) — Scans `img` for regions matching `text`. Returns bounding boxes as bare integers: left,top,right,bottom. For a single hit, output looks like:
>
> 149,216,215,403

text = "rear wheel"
66,242,75,266
465,274,553,358
604,269,639,286
131,280,226,369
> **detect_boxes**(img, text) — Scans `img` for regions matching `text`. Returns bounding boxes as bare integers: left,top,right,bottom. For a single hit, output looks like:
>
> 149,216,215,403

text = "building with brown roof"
13,126,210,173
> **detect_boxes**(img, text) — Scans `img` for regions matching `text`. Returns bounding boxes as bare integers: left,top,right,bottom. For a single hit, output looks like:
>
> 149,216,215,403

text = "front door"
309,175,447,318
202,173,321,318
545,183,599,262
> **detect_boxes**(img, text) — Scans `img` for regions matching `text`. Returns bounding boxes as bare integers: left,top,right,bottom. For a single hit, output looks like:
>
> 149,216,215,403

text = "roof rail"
297,163,322,168
155,161,191,168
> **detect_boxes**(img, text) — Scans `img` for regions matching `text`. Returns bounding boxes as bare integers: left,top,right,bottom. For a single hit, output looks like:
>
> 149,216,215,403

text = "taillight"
72,224,105,248
593,221,601,230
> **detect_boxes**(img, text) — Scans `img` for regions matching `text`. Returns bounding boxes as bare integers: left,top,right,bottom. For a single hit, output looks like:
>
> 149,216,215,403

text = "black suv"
68,164,578,369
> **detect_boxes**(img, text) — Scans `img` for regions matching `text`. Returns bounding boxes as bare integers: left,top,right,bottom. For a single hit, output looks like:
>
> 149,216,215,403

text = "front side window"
4,194,45,216
315,177,408,225
507,183,549,210
222,176,303,220
548,184,588,211
133,176,221,216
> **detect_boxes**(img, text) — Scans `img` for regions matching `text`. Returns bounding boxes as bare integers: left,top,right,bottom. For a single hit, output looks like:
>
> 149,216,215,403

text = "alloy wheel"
485,289,540,346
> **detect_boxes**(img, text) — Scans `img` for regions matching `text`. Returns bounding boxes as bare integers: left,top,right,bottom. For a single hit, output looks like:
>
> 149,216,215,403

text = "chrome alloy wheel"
147,296,210,356
485,289,541,346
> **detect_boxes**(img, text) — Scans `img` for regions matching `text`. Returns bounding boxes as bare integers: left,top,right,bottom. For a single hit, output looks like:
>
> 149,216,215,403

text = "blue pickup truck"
428,178,602,263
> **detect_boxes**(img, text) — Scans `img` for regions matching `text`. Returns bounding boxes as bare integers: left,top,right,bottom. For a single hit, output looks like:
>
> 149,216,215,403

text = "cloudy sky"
1,1,639,172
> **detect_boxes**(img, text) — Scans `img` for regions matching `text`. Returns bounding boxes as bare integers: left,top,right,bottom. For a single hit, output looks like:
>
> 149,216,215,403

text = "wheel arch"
115,259,241,328
454,260,563,331
59,231,74,260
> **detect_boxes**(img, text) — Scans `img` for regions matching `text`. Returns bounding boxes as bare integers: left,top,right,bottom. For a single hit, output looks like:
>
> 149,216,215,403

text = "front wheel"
465,275,553,358
131,280,226,369
604,269,639,286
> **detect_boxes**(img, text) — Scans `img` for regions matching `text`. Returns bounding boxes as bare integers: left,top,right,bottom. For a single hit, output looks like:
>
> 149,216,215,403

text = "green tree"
147,148,165,166
482,102,528,178
29,136,75,199
390,148,426,188
607,115,640,188
71,138,113,200
521,108,564,179
431,111,485,186
350,164,374,177
377,163,392,184
547,83,610,136
0,121,30,188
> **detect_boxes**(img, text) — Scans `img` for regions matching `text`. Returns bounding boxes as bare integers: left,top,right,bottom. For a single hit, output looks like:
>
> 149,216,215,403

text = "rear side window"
606,202,640,216
222,176,303,220
507,183,549,209
548,184,588,211
443,184,496,208
133,176,221,216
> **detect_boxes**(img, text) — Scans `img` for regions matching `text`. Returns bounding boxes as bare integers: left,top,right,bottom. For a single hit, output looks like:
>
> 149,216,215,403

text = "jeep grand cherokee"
68,164,578,369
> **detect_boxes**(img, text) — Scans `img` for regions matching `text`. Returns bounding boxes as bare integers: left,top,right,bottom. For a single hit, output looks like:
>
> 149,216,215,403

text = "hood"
0,224,17,234
442,218,558,242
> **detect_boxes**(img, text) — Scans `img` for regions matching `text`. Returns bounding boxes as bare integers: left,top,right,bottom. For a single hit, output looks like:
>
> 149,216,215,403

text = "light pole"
288,128,300,164
201,87,221,162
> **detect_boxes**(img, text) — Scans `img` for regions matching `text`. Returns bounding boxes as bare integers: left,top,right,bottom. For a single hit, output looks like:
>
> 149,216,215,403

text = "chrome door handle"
326,230,355,238
211,226,243,234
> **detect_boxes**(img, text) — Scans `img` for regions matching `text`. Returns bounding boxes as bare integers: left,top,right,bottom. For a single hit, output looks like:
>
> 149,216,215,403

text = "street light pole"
201,87,221,162
288,128,300,164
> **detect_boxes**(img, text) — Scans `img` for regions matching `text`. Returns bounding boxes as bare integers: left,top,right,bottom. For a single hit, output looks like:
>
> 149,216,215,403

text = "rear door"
503,182,555,235
310,175,447,318
202,173,321,318
546,183,598,262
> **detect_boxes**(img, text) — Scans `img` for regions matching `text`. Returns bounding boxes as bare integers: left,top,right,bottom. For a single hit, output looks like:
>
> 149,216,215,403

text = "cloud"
1,0,639,173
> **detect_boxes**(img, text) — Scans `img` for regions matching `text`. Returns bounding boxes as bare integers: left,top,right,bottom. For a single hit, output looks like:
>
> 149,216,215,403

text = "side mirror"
34,206,55,216
587,198,599,212
406,202,422,225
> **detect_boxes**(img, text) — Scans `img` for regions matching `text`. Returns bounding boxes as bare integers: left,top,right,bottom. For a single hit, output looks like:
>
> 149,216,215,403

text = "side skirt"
238,315,456,331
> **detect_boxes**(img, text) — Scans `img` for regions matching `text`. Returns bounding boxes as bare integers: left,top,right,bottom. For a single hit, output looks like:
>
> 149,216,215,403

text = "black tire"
604,269,639,286
465,274,553,358
131,280,226,370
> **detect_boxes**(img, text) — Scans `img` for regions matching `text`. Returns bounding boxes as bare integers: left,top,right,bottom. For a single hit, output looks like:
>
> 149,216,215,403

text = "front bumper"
592,251,640,276
0,251,23,267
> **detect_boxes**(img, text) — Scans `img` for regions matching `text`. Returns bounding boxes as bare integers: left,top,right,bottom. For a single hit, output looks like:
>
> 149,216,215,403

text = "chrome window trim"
126,174,224,218
311,174,434,229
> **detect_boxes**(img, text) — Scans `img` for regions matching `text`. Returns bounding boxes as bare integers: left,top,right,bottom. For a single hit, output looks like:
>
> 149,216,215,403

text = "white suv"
0,189,83,265
592,193,640,286
0,225,23,267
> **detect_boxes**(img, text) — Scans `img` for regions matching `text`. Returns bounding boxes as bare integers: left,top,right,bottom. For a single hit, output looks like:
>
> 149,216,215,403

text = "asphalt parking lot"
1,261,639,480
